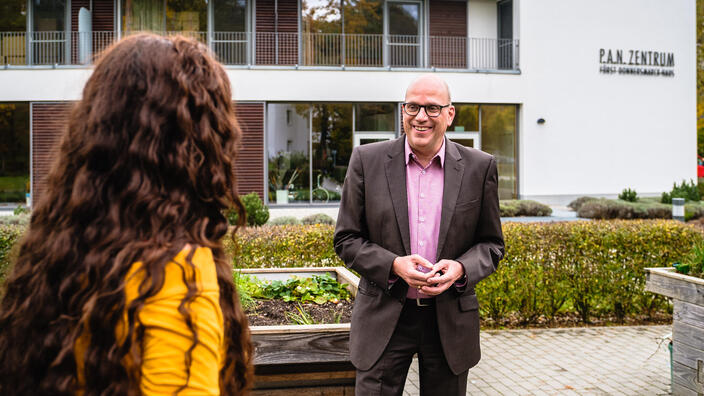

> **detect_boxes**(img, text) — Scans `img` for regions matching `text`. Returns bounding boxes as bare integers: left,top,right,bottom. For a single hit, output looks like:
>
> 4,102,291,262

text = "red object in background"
698,156,704,178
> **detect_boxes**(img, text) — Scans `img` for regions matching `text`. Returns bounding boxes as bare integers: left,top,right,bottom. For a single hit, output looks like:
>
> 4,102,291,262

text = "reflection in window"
166,0,207,32
355,103,395,131
0,0,27,31
212,0,247,64
34,0,65,31
343,0,382,34
267,104,310,204
481,105,516,199
122,0,165,32
0,103,30,203
214,0,246,32
451,104,479,132
312,104,352,203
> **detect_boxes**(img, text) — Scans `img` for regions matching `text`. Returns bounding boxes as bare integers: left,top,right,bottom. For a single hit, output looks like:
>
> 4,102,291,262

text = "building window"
0,103,30,203
481,104,516,199
267,102,396,205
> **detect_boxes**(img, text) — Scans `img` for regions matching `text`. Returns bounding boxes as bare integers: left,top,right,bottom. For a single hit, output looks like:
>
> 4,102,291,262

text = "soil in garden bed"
481,311,673,329
246,299,354,326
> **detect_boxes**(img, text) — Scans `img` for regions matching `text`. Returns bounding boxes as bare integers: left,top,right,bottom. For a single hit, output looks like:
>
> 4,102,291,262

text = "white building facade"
0,0,695,208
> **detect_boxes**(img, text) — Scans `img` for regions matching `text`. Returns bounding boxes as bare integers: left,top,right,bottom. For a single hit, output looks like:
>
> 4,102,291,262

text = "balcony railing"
0,31,519,71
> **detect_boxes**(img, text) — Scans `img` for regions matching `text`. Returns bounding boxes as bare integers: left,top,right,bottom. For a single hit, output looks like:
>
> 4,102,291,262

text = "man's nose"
415,107,429,121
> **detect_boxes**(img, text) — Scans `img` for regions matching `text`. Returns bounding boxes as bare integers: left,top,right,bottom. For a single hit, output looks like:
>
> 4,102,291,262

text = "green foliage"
0,224,24,284
233,273,258,311
680,242,704,278
226,192,270,226
301,213,335,225
577,198,672,220
567,196,598,211
12,205,28,215
268,216,301,226
0,214,29,226
478,220,703,324
236,273,350,305
499,200,552,217
227,224,342,268
661,179,701,204
618,188,638,202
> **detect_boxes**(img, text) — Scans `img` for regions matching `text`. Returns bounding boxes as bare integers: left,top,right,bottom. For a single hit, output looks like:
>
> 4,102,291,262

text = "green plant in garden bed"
234,273,350,305
499,200,552,217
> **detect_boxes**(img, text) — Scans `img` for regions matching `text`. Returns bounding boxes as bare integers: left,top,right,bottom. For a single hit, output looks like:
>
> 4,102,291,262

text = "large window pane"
302,0,341,65
214,0,246,32
355,103,395,131
267,104,311,204
0,0,27,31
343,0,382,34
450,104,479,132
312,104,352,203
166,0,207,32
481,105,516,199
0,103,30,203
34,0,65,31
122,0,165,32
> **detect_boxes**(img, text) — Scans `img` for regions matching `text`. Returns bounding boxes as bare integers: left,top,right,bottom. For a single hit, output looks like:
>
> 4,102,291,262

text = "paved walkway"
404,325,672,396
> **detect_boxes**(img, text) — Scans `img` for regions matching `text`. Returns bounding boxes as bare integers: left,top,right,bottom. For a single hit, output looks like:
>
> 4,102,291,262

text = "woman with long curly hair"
0,34,253,395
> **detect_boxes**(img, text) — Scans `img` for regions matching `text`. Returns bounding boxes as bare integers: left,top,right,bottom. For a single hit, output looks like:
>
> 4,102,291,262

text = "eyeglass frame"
402,103,451,117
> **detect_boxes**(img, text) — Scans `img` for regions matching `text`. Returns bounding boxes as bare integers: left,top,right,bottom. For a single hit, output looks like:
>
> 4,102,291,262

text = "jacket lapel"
385,137,411,256
436,139,464,261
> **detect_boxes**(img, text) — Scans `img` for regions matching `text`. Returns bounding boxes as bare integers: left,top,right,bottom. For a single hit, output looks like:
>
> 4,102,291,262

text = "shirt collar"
404,135,446,168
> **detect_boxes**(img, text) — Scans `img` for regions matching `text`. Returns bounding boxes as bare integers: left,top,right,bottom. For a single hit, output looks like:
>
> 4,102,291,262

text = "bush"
226,224,342,269
618,188,638,202
0,224,25,284
567,196,598,211
577,199,672,220
0,215,30,226
661,179,701,203
499,200,552,217
226,192,270,227
301,213,335,225
268,216,300,226
13,205,29,216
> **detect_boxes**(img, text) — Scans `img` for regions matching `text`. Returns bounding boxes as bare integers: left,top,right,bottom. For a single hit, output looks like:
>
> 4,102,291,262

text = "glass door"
385,1,421,67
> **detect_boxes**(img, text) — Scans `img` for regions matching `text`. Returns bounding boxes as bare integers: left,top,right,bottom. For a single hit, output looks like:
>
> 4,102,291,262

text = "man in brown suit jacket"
334,75,504,395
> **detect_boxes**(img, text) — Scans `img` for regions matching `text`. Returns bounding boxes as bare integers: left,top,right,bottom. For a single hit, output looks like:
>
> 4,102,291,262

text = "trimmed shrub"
226,192,270,226
301,213,335,225
567,196,598,211
0,224,25,284
268,216,300,226
226,224,342,269
577,199,671,219
499,200,552,217
0,215,30,226
618,188,638,202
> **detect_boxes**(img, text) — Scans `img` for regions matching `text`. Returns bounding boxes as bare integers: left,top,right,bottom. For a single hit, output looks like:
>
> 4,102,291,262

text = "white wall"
468,0,498,39
518,0,696,199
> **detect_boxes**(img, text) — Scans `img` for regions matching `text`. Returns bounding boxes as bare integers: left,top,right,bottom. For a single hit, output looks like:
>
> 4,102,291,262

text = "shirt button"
419,241,425,247
419,217,425,222
420,193,425,198
421,170,426,175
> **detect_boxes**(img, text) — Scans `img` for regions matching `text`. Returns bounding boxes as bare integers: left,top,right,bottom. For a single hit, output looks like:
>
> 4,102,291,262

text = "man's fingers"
411,254,433,269
420,281,452,296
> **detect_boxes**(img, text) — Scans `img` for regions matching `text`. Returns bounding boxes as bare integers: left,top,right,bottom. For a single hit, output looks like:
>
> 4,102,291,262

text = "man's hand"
419,259,465,296
392,254,439,289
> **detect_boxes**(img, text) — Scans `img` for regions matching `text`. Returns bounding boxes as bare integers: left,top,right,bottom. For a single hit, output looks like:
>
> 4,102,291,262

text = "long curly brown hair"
0,34,252,395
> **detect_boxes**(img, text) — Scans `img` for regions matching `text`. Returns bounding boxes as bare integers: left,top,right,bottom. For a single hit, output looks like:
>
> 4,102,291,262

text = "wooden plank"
673,341,704,372
252,385,354,395
253,331,350,365
646,269,704,305
672,361,704,395
674,321,704,351
671,382,700,396
255,369,355,389
335,267,359,297
251,323,350,335
675,300,704,329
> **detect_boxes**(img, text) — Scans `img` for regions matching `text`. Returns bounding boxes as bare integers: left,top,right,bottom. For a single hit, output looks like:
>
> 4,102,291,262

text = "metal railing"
0,31,520,71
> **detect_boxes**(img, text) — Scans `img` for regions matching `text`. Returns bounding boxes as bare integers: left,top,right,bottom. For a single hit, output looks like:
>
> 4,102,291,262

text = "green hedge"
4,221,702,324
0,224,24,284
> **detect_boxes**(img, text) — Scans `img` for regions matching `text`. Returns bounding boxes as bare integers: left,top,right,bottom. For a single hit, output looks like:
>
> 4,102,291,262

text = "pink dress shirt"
405,137,445,299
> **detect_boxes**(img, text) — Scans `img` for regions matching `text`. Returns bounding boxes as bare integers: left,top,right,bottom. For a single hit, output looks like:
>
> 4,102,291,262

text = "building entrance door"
385,1,422,67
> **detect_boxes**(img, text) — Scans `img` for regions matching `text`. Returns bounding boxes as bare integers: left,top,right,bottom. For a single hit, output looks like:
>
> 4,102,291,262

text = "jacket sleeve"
455,156,505,289
334,147,398,288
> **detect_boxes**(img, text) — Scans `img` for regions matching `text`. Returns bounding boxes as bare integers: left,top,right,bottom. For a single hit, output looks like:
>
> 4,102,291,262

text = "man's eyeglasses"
402,103,450,117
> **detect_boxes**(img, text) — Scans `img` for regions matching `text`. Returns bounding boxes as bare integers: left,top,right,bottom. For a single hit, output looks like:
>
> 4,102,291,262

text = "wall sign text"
599,48,675,77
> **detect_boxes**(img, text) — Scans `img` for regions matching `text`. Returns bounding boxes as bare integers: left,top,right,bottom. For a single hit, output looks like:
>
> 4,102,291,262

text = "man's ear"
447,105,456,124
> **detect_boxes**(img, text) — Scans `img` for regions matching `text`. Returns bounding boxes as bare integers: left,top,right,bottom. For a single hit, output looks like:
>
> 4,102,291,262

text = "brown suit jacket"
333,136,504,374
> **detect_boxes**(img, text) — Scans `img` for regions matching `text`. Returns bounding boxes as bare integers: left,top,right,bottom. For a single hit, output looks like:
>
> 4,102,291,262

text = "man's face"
403,78,455,158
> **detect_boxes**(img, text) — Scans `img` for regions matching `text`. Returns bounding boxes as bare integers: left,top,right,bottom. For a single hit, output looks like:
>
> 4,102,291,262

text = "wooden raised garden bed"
645,267,704,396
238,267,359,395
